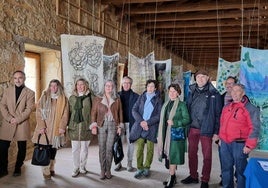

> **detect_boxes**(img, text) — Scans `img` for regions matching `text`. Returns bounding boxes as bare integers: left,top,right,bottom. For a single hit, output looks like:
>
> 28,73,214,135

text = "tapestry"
128,52,155,94
240,47,268,151
183,71,193,102
216,57,240,95
155,59,172,102
171,65,184,101
103,53,119,89
117,63,125,91
61,34,105,97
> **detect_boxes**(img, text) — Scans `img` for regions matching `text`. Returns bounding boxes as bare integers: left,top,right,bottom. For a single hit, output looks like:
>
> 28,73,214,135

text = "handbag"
171,127,185,141
31,133,51,166
113,135,124,165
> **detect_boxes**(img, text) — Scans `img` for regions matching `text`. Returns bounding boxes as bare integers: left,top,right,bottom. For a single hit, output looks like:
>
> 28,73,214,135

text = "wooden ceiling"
101,0,268,68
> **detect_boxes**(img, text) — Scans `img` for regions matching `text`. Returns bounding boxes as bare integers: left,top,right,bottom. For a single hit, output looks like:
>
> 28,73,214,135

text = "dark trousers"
0,139,27,173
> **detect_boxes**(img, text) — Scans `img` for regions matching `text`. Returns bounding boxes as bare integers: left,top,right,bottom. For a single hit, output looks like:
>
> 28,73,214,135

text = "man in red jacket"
219,84,260,188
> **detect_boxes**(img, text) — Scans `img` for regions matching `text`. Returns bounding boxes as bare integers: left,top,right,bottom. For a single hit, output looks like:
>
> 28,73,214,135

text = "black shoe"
163,175,177,185
219,180,223,186
181,175,199,184
164,174,176,188
201,181,209,188
13,168,21,177
0,171,8,178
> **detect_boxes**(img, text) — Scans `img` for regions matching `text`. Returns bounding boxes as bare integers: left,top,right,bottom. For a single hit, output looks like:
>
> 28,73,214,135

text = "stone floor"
0,139,266,188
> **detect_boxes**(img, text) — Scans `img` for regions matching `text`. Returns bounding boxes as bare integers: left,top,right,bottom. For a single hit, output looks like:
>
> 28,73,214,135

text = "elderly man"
219,84,260,188
181,69,222,188
0,71,35,178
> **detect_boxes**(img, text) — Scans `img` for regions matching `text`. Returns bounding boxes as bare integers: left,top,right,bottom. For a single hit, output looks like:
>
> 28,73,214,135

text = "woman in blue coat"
130,79,162,179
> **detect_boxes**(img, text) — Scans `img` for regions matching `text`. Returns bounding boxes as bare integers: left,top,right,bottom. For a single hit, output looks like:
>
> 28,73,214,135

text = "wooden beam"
125,0,265,15
101,0,176,5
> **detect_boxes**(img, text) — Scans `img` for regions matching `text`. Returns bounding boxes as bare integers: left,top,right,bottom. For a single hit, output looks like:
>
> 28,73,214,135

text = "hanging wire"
91,0,94,35
67,0,70,34
216,0,221,58
128,0,131,53
257,0,260,48
152,0,158,51
246,0,258,46
241,0,244,46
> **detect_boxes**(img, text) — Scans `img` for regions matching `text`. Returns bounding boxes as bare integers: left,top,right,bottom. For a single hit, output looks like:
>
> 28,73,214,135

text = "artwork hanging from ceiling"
171,65,184,101
128,52,155,94
216,57,240,95
61,34,106,97
240,46,268,151
103,53,119,89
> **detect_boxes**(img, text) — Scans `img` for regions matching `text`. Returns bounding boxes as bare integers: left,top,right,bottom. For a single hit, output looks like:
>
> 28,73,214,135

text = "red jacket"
219,96,260,149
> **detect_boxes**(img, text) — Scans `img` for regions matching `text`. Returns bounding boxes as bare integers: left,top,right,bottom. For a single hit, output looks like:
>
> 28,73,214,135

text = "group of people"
0,70,260,188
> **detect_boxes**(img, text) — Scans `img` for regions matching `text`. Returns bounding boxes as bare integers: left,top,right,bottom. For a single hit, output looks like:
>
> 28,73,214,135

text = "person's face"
13,72,25,87
76,81,86,93
196,74,209,87
122,78,132,91
231,85,245,102
168,87,179,100
225,78,235,94
50,82,58,94
105,81,114,94
146,82,156,94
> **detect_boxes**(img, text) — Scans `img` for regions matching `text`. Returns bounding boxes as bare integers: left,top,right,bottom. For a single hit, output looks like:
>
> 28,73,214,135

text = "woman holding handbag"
90,79,123,180
68,78,93,177
32,79,69,180
157,84,190,188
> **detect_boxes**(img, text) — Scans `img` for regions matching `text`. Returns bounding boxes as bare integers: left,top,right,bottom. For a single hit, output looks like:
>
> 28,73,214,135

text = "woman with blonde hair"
32,79,69,180
68,78,94,177
90,79,123,179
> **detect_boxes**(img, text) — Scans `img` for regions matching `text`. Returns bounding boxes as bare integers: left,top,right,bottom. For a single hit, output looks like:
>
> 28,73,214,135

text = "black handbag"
31,133,51,166
171,127,185,141
113,135,124,165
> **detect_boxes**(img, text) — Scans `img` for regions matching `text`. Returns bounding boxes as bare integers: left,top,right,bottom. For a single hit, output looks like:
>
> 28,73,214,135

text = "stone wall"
0,0,198,170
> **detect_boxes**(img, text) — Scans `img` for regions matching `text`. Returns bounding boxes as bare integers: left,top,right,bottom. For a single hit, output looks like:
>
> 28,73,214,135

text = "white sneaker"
80,168,87,174
72,169,80,177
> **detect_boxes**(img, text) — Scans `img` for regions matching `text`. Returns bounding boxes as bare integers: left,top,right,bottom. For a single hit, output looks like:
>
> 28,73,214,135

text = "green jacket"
68,93,93,141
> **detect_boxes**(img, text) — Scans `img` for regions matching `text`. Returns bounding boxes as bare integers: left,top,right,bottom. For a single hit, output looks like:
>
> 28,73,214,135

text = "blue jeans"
220,140,248,188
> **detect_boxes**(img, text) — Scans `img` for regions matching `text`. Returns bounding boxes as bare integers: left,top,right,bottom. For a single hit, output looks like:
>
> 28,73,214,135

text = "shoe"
13,168,21,177
165,174,177,188
114,163,122,171
219,180,222,186
134,169,144,179
201,181,209,188
0,171,8,178
181,175,199,184
143,168,150,177
163,175,177,186
127,162,134,172
100,171,105,180
80,168,87,174
105,171,112,179
71,169,80,177
43,173,51,180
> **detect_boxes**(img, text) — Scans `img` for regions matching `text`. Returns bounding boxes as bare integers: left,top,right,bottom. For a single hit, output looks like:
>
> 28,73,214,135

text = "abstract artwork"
61,34,105,97
171,65,184,101
240,47,268,151
128,52,155,94
216,57,240,95
103,53,119,89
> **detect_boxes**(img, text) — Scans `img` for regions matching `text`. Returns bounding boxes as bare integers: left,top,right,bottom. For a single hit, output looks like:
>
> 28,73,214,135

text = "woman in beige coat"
32,79,69,180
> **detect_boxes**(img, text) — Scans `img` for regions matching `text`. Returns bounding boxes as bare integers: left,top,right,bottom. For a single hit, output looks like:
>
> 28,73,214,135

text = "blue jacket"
187,82,222,137
130,90,162,143
118,89,139,130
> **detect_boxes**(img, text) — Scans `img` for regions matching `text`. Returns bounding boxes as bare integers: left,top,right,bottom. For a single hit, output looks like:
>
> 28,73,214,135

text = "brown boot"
50,160,55,176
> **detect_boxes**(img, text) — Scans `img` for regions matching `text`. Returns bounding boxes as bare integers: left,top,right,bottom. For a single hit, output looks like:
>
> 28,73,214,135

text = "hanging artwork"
240,47,268,151
171,65,184,101
183,71,193,102
128,52,155,94
61,34,105,97
103,53,119,89
216,57,240,95
117,63,125,91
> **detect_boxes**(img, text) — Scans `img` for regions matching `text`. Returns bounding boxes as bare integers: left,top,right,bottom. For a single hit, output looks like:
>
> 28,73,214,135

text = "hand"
10,118,17,125
39,128,46,134
91,127,97,135
140,121,149,130
117,127,122,136
243,146,252,154
167,120,173,126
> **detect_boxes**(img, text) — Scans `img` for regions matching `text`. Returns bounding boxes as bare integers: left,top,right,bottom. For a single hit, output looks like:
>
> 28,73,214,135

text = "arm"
0,89,14,123
172,102,190,128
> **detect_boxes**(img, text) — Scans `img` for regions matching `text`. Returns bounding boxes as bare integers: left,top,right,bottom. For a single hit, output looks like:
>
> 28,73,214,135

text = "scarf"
73,95,88,123
143,92,156,120
157,98,180,161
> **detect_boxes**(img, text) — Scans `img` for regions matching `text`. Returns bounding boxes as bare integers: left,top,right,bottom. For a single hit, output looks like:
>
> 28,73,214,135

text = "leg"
80,140,90,172
188,128,200,179
136,138,145,170
71,140,81,176
0,140,10,177
233,142,248,188
15,141,27,169
220,140,234,188
126,123,135,170
200,135,212,183
98,123,108,178
105,122,117,178
144,140,154,169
